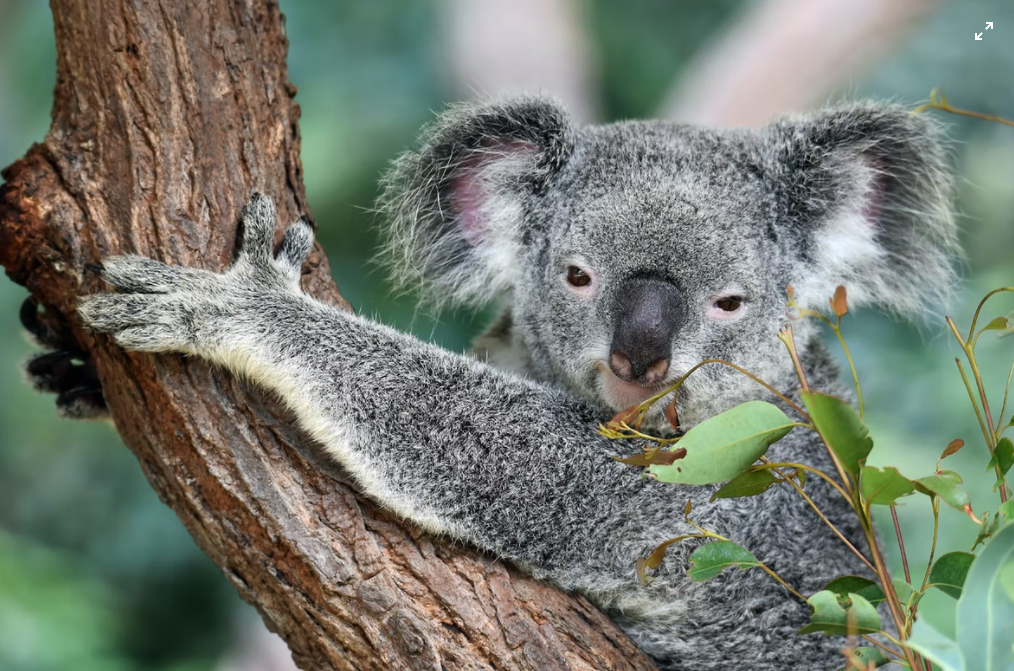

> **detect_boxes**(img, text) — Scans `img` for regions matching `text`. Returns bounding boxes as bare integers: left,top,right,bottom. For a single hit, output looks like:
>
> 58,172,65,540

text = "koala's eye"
714,297,743,312
566,266,592,288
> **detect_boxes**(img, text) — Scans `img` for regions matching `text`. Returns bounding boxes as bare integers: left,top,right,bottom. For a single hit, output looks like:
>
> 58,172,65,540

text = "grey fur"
79,98,957,670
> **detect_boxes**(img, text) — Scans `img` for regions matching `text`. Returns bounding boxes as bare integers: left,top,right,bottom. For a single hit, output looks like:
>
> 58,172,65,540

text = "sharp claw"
55,385,108,420
57,386,105,402
19,296,41,332
26,350,76,377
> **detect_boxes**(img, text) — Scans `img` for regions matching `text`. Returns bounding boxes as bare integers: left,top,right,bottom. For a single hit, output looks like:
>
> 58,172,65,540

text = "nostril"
609,352,633,381
642,359,669,385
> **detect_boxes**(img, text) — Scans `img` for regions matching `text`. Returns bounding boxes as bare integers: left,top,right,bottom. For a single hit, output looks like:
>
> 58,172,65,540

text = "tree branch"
0,1,655,669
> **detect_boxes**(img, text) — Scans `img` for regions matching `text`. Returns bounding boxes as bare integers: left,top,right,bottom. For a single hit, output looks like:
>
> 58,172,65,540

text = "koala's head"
379,98,957,425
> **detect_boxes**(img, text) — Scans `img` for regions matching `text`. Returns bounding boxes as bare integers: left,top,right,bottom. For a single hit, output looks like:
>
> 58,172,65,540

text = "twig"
764,460,875,573
913,93,1014,129
891,505,911,584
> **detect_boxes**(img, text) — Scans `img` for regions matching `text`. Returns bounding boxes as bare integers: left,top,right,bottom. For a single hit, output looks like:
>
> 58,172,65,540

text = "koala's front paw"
79,193,315,357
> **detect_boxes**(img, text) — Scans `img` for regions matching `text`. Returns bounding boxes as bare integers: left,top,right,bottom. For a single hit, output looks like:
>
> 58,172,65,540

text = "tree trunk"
0,2,656,669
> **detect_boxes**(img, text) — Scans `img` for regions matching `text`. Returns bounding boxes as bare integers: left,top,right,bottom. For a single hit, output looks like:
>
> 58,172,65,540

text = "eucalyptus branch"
790,303,865,419
859,634,906,660
891,505,911,585
910,499,938,628
831,323,865,420
763,461,876,573
681,515,807,602
964,287,1014,341
953,357,991,450
632,358,811,422
997,359,1014,434
913,91,1014,129
779,325,854,496
859,517,920,670
948,316,1011,502
753,461,851,502
758,564,807,602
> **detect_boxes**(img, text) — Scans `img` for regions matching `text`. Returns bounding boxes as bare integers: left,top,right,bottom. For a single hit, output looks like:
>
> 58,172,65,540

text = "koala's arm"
79,195,680,572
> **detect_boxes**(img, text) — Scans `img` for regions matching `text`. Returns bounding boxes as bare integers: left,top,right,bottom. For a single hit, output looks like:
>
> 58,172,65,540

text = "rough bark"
0,2,657,670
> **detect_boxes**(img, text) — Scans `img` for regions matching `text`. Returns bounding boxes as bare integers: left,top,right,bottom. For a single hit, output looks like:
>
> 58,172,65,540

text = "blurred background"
1,0,1013,669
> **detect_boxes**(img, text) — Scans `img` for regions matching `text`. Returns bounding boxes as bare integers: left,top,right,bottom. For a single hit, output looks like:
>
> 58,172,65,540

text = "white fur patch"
212,338,458,537
791,209,884,310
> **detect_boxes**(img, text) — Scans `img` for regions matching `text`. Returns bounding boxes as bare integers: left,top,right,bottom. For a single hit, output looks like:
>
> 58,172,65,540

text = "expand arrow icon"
986,22,993,29
975,32,983,40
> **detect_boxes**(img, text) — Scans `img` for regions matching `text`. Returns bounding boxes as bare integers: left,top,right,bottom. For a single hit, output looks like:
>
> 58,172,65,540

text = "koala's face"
380,98,956,425
514,124,797,421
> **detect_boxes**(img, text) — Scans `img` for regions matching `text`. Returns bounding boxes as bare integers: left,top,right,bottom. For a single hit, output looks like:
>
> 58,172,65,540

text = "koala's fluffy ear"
768,103,959,318
378,97,574,307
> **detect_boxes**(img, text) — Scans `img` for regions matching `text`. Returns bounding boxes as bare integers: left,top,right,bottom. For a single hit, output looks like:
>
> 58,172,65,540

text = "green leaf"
800,391,873,479
709,469,777,501
986,437,1014,483
984,316,1010,331
893,578,916,606
686,541,760,581
823,575,886,606
650,402,794,485
1000,563,1014,602
914,470,972,512
929,552,976,599
955,522,1014,670
838,647,890,670
908,618,964,671
859,466,915,506
797,590,881,636
1000,499,1014,523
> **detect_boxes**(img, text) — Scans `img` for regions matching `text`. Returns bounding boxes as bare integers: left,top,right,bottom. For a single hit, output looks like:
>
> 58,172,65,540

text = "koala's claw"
79,194,314,355
20,296,109,419
54,386,107,420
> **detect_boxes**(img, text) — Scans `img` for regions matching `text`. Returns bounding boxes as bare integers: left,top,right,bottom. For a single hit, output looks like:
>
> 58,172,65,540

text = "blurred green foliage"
1,0,1013,668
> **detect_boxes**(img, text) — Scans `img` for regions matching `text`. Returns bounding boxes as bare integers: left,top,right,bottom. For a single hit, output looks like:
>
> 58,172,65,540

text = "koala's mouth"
596,365,673,412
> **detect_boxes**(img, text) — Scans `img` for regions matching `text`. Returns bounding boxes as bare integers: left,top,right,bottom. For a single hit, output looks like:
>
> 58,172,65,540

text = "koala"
21,296,108,419
69,98,957,670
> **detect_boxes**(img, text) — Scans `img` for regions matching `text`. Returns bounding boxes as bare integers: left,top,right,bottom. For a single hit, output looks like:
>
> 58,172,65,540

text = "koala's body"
72,98,957,670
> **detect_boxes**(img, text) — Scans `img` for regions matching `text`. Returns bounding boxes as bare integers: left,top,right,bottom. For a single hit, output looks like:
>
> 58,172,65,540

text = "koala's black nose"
609,276,683,385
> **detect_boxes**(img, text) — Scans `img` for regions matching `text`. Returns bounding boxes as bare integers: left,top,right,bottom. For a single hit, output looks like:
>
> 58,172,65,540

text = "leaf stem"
964,287,1014,341
948,316,1011,503
757,563,807,601
890,505,911,585
788,305,865,419
764,460,875,573
636,358,811,422
779,325,853,496
754,461,851,502
859,634,905,660
909,499,940,629
953,357,992,453
832,323,865,420
860,519,920,670
914,93,1014,129
997,359,1014,434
